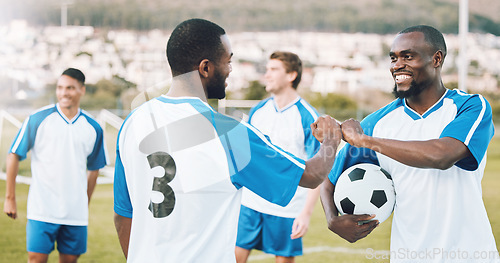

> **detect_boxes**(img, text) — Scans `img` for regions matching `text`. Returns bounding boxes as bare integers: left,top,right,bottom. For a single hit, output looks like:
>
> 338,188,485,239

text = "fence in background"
0,100,259,185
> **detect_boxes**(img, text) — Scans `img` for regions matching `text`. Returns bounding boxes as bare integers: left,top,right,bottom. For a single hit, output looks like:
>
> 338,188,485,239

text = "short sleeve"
440,94,494,171
220,117,304,207
114,147,133,218
85,116,108,171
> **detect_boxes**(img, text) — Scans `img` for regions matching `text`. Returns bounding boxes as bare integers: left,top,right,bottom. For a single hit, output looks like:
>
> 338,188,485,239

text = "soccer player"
236,51,321,263
3,68,108,263
113,18,342,263
320,25,498,262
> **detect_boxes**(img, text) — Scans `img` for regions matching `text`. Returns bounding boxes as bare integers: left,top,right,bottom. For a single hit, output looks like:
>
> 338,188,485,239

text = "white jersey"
10,104,107,226
330,89,498,263
113,96,306,263
241,96,320,218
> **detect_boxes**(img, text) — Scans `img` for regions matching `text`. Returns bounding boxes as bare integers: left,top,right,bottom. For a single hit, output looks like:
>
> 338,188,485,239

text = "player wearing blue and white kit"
236,52,321,263
321,25,498,263
4,68,107,263
113,19,341,263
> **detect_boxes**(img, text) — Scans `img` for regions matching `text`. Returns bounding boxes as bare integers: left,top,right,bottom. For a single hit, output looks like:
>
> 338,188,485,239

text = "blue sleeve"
215,114,303,207
297,101,321,158
85,116,108,171
9,117,33,161
9,108,55,160
328,111,382,185
440,94,494,171
329,144,379,185
113,145,133,218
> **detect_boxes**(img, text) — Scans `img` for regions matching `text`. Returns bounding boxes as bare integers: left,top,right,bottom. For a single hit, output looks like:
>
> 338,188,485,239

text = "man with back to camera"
3,68,108,263
320,25,498,263
113,18,342,263
236,51,322,263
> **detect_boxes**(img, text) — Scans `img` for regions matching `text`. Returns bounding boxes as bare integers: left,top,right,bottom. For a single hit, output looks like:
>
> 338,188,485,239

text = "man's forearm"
114,213,132,259
87,170,99,203
5,153,20,200
360,136,470,170
300,139,338,188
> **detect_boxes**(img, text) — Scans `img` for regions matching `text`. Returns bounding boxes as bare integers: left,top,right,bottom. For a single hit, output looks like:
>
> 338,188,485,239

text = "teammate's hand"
341,118,365,147
290,212,311,239
327,214,378,243
4,199,18,219
311,115,341,145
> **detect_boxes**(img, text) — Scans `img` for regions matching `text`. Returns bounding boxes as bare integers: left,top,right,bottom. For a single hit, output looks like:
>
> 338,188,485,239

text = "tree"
306,92,358,121
243,80,267,100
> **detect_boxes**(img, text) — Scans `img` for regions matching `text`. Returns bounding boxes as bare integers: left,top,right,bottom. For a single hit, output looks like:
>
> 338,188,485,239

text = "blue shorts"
26,219,87,255
236,205,302,257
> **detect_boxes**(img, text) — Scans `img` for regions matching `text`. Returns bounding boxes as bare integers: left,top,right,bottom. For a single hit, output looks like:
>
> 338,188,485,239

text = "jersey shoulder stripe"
10,104,57,158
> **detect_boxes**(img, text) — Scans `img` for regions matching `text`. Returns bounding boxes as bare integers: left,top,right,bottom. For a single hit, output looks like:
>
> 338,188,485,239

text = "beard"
392,80,426,99
206,70,227,100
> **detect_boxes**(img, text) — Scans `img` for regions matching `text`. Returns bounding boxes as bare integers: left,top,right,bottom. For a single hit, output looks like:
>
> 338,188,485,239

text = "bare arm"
4,153,20,219
320,178,378,243
87,170,99,204
299,116,341,188
114,212,132,259
341,119,471,170
290,185,320,239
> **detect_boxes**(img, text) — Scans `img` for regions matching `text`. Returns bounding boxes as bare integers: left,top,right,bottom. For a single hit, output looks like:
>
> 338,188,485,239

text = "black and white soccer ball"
334,163,395,224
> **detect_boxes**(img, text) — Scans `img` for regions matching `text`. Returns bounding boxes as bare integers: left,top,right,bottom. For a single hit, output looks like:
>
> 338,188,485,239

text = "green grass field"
0,123,499,262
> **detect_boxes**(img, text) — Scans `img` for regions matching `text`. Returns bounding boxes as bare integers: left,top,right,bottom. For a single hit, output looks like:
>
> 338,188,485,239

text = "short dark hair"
62,68,85,85
270,51,302,89
166,18,226,76
399,25,447,61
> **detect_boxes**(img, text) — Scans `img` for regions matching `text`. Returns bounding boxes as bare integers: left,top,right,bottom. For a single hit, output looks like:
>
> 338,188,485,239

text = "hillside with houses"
1,20,500,115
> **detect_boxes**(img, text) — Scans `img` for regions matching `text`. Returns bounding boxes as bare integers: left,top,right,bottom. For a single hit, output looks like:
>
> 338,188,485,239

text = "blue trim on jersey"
296,99,321,158
403,90,447,120
80,112,107,170
114,96,306,218
329,89,495,184
439,90,494,171
274,97,300,113
9,105,57,161
329,99,403,185
113,108,137,218
113,152,132,218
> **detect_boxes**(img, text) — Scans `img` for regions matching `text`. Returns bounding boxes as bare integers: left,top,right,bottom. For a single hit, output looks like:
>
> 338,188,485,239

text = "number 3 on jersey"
147,152,176,218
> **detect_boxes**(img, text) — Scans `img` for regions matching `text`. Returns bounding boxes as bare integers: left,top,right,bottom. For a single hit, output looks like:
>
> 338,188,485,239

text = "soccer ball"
333,163,395,224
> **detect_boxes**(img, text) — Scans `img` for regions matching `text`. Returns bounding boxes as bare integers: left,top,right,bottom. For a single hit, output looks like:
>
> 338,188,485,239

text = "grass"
0,119,499,262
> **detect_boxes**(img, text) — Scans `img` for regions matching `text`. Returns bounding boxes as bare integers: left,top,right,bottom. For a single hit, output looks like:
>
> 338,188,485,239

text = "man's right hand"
327,214,378,243
4,199,17,219
311,115,342,146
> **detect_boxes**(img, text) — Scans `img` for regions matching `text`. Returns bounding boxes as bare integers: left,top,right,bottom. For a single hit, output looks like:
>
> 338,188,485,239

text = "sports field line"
248,246,389,261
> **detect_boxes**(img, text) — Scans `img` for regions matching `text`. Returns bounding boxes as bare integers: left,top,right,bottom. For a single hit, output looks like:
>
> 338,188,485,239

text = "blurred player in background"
3,68,108,263
236,51,321,263
113,18,342,263
321,25,498,262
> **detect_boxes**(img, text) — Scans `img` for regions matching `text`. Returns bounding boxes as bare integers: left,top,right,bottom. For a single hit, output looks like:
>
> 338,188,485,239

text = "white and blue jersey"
330,89,497,262
241,96,320,218
113,96,306,263
9,104,107,226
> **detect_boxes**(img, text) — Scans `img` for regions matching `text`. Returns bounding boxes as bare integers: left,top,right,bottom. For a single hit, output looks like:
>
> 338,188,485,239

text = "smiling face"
264,59,296,94
389,31,438,99
206,34,233,100
56,74,85,110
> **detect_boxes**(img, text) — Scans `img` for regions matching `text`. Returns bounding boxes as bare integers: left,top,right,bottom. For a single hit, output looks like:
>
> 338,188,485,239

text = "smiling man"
320,25,498,263
3,68,107,263
113,19,341,263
